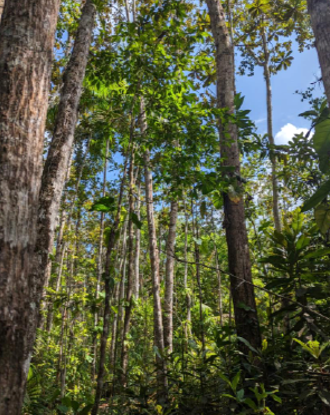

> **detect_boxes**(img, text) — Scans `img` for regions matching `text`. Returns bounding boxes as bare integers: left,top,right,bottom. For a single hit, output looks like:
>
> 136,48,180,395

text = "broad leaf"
301,179,330,212
314,203,330,234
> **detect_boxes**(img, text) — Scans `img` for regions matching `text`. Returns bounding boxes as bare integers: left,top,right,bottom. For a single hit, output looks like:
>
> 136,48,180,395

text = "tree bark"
92,156,128,415
141,99,168,400
0,0,60,412
121,151,136,386
261,30,281,232
205,0,261,351
134,179,141,299
92,140,109,380
307,0,330,106
34,0,96,337
164,200,179,353
215,247,223,326
183,202,191,339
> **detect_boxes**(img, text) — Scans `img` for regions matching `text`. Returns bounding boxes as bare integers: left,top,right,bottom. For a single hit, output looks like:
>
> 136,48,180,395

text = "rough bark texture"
307,0,330,107
164,200,179,353
35,0,96,330
0,0,60,412
205,0,261,350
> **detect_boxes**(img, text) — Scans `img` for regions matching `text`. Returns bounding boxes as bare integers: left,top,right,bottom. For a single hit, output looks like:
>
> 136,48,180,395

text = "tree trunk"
121,151,136,386
205,0,261,351
307,0,330,106
261,31,281,232
183,202,191,339
141,99,168,400
215,247,223,326
164,200,179,353
134,179,141,299
92,140,109,380
34,0,96,336
0,0,60,412
92,157,128,415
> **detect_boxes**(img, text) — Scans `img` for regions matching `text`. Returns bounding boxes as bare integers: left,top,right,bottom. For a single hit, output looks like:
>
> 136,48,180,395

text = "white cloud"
275,123,309,145
255,117,266,124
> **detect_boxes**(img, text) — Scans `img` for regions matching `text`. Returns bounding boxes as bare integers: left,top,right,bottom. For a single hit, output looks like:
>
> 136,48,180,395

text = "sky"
236,41,323,145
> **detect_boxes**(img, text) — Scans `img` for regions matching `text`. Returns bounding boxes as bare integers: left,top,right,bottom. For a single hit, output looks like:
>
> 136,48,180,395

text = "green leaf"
301,179,330,212
231,372,240,393
57,405,69,414
237,337,259,354
244,398,257,411
304,247,330,259
318,390,330,407
78,404,94,415
130,212,142,229
314,203,330,234
90,196,116,212
236,388,244,402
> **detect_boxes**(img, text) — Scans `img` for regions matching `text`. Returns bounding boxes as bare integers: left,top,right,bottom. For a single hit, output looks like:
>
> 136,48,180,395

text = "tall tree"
164,199,179,353
141,99,168,399
205,0,262,350
0,0,60,412
35,0,96,325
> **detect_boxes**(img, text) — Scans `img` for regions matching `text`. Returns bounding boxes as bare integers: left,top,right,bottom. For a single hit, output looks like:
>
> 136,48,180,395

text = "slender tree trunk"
121,151,136,386
215,248,223,326
307,0,330,106
134,179,141,299
34,0,96,330
192,208,205,352
92,140,109,380
164,200,179,353
141,99,168,400
109,220,128,393
0,1,60,412
205,0,261,350
261,31,281,232
183,202,191,339
92,157,128,415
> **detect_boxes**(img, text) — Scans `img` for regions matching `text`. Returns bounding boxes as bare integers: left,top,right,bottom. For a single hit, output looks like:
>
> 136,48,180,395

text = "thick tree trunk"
0,0,60,412
164,200,179,353
141,99,168,400
205,0,261,351
92,157,128,415
307,0,330,106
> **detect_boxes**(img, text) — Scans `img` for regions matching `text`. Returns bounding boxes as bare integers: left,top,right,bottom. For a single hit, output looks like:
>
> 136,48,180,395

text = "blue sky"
236,41,323,144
